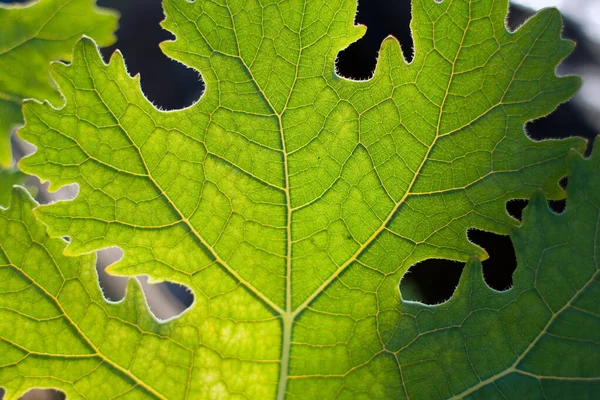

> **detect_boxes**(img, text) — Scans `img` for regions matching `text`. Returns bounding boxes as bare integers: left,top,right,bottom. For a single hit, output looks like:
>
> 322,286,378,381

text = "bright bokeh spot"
513,0,564,8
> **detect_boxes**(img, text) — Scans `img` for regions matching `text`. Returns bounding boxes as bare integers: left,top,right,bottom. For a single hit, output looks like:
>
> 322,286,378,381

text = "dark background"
1,0,598,317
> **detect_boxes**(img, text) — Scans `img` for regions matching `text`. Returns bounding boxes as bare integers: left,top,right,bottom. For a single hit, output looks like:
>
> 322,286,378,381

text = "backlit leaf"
0,0,118,167
3,0,596,398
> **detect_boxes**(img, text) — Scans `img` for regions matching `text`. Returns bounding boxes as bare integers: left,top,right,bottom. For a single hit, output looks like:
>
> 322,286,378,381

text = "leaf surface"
7,0,597,398
383,146,600,399
0,0,118,167
0,169,26,207
0,188,177,400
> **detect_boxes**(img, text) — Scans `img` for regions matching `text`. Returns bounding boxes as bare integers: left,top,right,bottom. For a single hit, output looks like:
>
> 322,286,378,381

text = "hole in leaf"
336,0,414,80
523,103,598,148
96,247,127,302
400,259,464,305
506,3,534,32
559,176,568,189
548,176,568,214
506,199,529,222
137,276,194,321
10,132,80,205
97,0,204,110
548,199,566,214
467,229,516,292
96,247,194,320
35,182,79,205
18,389,65,400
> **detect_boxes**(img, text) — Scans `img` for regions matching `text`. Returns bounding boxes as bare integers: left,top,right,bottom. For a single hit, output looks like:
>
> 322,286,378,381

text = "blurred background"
0,0,598,398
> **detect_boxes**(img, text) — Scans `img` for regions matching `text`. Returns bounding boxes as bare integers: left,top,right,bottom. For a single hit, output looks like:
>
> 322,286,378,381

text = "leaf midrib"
35,1,563,398
289,0,475,317
292,4,559,319
80,2,474,397
77,46,287,319
178,1,473,398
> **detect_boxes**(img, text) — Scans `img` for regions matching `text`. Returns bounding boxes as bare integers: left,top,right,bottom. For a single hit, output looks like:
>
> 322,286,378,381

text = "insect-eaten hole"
548,176,568,215
400,259,464,305
10,132,81,206
97,0,204,110
506,177,567,221
506,199,529,222
467,229,516,292
548,198,567,214
24,179,79,206
96,247,128,302
522,103,598,152
137,276,194,321
336,0,414,81
97,247,194,320
18,389,65,400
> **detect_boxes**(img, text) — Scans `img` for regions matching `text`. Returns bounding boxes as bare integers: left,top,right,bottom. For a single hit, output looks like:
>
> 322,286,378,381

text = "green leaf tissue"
0,0,598,399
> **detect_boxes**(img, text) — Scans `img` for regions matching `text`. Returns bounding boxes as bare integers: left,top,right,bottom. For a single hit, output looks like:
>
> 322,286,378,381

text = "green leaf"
0,100,22,167
0,0,118,167
2,147,599,399
390,145,600,399
0,188,172,400
8,0,596,398
0,168,27,207
3,146,600,400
